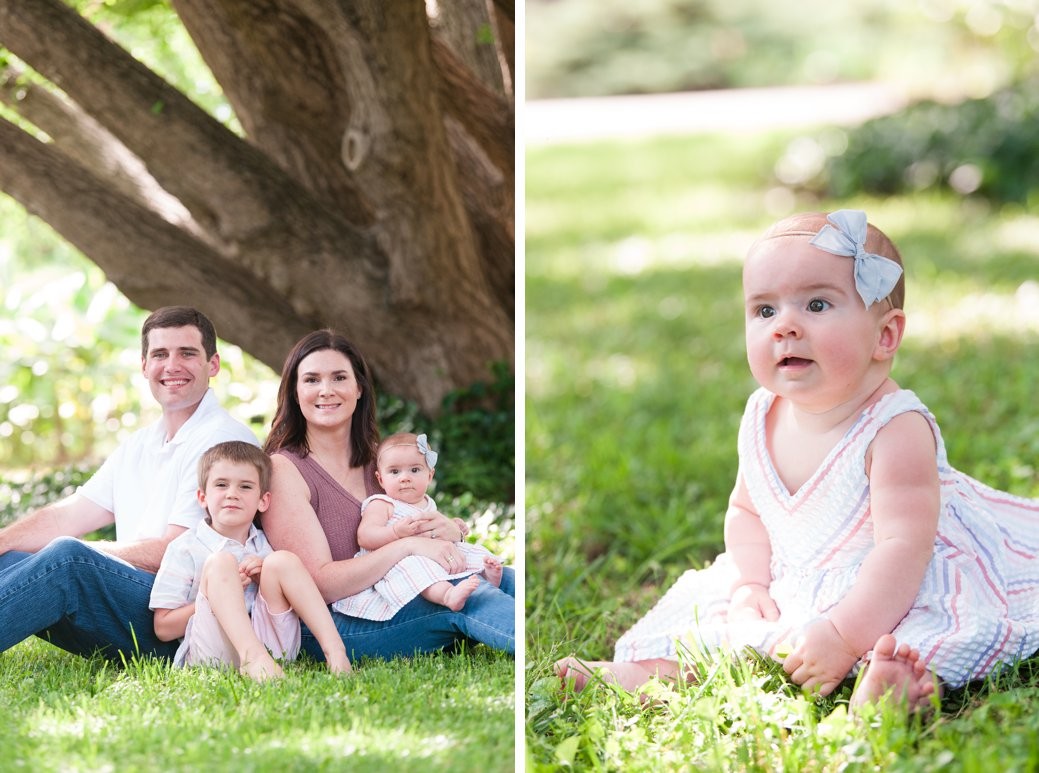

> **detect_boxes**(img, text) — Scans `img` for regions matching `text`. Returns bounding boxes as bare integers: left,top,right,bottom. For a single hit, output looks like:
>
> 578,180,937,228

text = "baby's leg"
423,575,481,611
200,552,282,682
850,634,940,712
554,656,680,693
481,556,503,588
259,551,351,675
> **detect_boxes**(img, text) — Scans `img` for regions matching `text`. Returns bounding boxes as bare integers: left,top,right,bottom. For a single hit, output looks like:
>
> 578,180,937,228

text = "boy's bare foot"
850,634,939,712
442,574,481,611
326,649,353,676
554,656,678,693
239,651,284,683
482,557,503,588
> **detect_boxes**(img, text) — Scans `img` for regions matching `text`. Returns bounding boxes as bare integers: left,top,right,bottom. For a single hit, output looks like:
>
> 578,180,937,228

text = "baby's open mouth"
779,357,812,367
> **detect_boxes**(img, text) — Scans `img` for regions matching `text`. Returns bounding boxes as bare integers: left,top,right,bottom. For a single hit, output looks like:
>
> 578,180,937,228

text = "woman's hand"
728,582,780,622
779,617,860,696
405,536,466,573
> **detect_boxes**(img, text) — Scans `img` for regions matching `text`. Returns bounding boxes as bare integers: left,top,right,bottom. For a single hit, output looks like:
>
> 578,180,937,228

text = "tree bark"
0,0,514,414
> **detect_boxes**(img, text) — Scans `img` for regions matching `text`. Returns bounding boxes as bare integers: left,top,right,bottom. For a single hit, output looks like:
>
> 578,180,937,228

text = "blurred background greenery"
527,0,1038,100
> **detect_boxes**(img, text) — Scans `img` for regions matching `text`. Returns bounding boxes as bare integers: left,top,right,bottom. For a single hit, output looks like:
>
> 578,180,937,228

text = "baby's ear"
875,308,906,361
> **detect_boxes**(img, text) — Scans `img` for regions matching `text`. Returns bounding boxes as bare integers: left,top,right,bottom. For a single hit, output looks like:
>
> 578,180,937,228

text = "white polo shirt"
79,389,258,542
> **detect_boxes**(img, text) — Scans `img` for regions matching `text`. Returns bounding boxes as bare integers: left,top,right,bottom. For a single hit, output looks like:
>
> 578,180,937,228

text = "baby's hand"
392,519,422,539
452,517,470,539
728,583,780,622
779,617,859,697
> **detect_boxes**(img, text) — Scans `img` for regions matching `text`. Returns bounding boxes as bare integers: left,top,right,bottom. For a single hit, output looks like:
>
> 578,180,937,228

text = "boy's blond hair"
197,441,272,492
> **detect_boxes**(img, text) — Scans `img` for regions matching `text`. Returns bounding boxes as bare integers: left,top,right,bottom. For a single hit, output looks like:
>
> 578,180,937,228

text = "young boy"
150,441,351,681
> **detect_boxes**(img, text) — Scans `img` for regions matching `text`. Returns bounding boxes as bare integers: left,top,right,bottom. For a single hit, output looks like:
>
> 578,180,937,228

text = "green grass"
0,637,514,772
525,131,1039,770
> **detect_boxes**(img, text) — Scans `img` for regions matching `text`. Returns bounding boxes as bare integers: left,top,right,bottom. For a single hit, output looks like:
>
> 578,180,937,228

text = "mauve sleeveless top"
275,448,381,561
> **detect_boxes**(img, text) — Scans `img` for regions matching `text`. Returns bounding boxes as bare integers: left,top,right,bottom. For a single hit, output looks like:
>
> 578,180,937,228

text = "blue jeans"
0,537,178,660
301,567,516,660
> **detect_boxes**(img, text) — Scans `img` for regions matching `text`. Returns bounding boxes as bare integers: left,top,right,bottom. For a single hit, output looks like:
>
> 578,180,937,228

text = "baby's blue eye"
758,305,776,319
807,299,831,313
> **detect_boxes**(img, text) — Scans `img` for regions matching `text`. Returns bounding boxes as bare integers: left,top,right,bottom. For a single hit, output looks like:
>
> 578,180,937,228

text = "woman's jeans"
301,567,517,660
0,538,515,662
0,537,177,660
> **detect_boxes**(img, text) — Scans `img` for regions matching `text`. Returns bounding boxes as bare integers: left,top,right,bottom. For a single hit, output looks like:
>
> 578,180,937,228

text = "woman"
261,330,515,659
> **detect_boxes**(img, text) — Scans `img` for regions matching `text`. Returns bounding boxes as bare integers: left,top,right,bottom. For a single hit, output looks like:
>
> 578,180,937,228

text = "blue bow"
416,434,438,469
809,210,902,308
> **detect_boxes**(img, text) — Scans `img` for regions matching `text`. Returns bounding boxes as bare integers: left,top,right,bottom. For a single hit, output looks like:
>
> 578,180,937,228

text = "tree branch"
0,114,311,371
0,0,369,256
0,64,203,240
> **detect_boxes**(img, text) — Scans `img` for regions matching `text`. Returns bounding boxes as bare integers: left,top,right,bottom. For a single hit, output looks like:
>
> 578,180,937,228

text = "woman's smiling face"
295,348,362,429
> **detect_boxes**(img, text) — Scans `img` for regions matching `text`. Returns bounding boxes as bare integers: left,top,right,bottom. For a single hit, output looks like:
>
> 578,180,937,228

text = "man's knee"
41,536,93,561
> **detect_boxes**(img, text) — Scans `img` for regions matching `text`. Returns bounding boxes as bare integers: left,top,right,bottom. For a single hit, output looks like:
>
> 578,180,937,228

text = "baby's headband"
809,210,903,308
381,433,438,468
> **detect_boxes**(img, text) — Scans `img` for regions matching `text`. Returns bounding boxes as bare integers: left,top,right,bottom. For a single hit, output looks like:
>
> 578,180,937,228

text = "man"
0,306,258,660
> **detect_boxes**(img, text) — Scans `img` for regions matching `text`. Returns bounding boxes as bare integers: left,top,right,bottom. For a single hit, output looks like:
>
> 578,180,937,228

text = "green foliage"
0,464,93,528
526,129,1039,767
527,0,1039,98
820,78,1039,205
0,638,514,772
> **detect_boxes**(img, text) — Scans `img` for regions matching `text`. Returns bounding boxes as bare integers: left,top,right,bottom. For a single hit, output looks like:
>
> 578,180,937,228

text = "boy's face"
142,325,219,414
376,445,434,505
198,459,271,537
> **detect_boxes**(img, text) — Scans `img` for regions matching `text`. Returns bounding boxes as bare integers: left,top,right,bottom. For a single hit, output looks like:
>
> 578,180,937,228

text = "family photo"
0,2,515,771
6,0,1039,771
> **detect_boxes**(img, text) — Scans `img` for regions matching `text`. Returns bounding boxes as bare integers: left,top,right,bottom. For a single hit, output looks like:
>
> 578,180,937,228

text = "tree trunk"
0,0,513,415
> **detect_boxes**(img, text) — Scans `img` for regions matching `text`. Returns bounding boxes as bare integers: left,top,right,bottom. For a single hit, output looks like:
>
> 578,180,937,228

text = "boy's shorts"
177,590,301,667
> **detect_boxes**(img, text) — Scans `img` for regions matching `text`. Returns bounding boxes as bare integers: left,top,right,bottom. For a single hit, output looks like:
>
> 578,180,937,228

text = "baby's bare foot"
443,574,481,611
850,634,938,712
554,656,674,693
239,652,284,683
482,557,503,588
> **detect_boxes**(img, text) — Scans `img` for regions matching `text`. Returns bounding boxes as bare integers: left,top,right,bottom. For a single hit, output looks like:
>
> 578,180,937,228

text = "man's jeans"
301,567,516,660
0,537,177,659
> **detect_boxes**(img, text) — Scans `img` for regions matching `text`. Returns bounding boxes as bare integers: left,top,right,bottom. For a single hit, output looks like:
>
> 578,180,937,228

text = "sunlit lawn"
0,637,514,772
525,130,1039,770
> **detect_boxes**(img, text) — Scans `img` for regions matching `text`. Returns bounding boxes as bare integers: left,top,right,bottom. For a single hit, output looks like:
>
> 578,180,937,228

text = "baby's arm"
724,471,779,621
783,412,940,694
357,498,406,550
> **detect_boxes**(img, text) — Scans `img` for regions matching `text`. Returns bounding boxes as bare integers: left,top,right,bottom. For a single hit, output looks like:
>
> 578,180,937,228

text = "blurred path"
524,82,909,145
